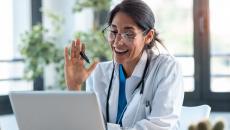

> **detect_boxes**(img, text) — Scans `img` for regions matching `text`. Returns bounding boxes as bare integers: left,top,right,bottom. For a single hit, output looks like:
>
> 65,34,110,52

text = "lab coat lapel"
103,64,119,123
122,89,143,127
108,75,119,122
104,63,119,95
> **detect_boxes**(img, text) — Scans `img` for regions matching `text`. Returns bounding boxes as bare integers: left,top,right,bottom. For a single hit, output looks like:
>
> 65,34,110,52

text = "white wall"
42,0,93,47
13,0,31,58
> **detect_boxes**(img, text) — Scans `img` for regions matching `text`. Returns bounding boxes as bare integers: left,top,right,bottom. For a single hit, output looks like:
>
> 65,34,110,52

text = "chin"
114,58,123,64
114,56,126,64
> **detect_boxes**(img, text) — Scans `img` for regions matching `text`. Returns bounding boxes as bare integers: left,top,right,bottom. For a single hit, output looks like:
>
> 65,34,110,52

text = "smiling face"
110,11,148,69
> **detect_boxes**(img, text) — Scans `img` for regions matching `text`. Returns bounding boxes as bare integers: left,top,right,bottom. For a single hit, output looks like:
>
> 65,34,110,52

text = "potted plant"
188,119,225,130
20,0,113,90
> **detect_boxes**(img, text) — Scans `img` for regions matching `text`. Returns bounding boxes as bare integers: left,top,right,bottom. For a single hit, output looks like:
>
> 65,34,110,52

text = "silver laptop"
9,91,105,130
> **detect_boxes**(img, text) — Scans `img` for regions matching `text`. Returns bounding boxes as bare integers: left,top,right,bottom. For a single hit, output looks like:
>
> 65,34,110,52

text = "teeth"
115,48,128,53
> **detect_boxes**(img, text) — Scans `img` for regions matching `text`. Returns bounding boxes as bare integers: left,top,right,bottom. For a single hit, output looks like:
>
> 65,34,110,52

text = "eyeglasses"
102,26,147,44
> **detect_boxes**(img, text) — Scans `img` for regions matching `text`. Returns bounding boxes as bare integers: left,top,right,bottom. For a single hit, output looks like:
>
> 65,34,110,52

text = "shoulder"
155,53,177,63
150,53,182,76
153,53,179,67
86,60,114,91
95,61,113,71
92,60,114,77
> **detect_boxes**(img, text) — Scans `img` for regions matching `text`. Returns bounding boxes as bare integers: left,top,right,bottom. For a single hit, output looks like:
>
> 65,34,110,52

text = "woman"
64,0,184,130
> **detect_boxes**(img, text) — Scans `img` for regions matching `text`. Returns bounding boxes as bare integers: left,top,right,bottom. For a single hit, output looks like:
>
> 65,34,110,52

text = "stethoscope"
106,49,152,123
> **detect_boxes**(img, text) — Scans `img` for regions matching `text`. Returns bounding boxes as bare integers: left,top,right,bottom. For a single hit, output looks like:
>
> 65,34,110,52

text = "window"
145,0,230,111
0,0,33,114
209,0,230,92
144,0,194,92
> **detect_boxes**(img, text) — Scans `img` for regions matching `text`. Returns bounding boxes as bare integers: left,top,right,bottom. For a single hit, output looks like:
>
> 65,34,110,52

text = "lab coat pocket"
145,100,151,116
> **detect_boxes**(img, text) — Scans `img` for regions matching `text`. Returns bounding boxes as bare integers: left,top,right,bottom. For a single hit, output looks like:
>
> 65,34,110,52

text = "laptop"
9,91,106,130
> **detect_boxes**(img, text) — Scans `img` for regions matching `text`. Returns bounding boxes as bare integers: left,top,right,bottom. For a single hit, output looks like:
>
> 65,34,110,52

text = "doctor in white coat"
64,0,184,130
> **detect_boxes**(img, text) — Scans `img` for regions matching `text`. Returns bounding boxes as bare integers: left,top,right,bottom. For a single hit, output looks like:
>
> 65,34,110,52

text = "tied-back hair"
106,0,167,51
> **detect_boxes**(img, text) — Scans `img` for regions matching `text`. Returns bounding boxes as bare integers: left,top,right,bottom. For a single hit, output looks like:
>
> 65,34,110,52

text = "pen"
80,51,90,63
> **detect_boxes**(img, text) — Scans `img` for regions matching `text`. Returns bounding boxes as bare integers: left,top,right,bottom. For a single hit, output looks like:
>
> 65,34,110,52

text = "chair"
179,105,211,130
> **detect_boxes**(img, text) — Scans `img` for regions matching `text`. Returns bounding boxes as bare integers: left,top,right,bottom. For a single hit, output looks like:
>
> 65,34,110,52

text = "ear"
144,29,155,45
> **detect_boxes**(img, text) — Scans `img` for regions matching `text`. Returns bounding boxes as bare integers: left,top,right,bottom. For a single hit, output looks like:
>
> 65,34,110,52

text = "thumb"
86,60,99,74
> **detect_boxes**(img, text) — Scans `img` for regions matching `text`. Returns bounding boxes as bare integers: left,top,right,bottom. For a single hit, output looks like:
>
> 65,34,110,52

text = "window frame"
184,0,230,111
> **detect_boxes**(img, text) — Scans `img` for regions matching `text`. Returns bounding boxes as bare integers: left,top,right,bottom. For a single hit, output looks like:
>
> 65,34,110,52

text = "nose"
114,33,123,45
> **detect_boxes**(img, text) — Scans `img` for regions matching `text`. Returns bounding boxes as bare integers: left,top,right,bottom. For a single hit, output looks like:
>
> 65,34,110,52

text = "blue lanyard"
116,64,127,126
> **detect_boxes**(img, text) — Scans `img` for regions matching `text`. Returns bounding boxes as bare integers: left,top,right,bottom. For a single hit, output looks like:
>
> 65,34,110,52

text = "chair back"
179,105,211,130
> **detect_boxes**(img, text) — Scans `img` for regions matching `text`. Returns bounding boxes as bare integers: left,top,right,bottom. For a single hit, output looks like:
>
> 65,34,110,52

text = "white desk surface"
0,114,18,130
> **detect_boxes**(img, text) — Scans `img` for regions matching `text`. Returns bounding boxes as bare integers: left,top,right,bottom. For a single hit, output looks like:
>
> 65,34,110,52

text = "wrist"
68,84,81,91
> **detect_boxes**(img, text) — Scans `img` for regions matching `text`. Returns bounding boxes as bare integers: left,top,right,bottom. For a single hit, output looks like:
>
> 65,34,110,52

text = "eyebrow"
111,24,135,30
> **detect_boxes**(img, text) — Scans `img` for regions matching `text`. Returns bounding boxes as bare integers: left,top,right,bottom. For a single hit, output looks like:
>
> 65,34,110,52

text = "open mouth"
114,48,129,54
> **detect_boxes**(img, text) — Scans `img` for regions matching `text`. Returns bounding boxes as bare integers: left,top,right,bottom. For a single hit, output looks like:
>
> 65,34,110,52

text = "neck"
122,51,144,78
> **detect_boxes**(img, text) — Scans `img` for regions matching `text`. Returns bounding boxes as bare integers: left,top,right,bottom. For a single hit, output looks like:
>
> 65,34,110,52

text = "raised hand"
64,39,98,90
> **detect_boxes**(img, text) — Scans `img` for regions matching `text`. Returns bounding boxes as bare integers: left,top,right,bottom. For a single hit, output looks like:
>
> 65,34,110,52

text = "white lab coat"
86,50,184,130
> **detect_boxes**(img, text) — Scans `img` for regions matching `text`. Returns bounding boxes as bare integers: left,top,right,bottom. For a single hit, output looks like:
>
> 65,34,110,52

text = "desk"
0,114,18,130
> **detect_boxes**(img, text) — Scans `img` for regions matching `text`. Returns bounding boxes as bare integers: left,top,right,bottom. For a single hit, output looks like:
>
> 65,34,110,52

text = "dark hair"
107,0,164,49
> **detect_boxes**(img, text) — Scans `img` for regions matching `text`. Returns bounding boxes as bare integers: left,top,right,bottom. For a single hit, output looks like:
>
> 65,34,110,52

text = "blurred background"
0,0,229,129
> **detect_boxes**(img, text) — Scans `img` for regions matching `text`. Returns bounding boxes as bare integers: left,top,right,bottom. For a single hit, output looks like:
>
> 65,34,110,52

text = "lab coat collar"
131,51,147,78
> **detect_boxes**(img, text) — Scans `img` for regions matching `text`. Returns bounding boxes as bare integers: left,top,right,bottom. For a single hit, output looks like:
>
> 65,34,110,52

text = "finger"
64,47,69,65
86,60,99,74
75,39,81,59
81,43,85,53
71,41,76,58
